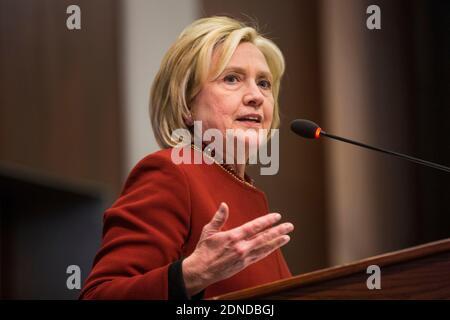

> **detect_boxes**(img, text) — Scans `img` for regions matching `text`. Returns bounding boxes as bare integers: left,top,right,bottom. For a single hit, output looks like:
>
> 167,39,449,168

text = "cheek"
211,96,238,123
201,95,236,130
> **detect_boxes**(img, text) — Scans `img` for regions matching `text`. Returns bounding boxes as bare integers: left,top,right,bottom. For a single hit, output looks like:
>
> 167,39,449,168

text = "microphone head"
290,119,322,139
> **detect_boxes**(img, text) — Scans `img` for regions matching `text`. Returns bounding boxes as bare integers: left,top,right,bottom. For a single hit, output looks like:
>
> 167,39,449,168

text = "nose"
243,81,264,108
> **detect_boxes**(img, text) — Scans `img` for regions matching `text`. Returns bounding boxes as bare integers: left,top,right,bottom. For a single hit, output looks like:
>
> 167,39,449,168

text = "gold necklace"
190,144,256,190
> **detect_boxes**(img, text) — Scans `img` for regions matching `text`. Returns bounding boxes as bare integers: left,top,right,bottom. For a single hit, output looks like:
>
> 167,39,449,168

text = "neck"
193,138,249,178
219,146,248,179
233,163,246,179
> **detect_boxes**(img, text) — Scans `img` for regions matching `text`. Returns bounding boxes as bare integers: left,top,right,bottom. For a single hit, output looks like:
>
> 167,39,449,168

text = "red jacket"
80,146,291,299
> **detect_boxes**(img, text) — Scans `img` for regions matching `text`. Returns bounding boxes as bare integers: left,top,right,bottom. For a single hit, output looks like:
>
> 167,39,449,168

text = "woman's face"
190,42,274,148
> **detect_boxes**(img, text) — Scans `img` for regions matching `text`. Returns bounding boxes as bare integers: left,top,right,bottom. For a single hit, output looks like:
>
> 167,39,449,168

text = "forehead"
212,42,271,74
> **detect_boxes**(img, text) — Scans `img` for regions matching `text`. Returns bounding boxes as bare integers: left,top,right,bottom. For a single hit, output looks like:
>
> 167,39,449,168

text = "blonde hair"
150,16,285,148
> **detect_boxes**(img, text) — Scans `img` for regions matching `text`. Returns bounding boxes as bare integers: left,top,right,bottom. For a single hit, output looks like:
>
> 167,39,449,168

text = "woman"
80,16,294,300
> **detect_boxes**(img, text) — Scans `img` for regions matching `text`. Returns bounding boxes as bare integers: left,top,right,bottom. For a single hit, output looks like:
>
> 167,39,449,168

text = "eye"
224,74,240,84
258,79,272,89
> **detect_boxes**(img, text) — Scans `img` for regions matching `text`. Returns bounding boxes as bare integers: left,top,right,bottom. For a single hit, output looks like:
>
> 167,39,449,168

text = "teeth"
238,116,260,122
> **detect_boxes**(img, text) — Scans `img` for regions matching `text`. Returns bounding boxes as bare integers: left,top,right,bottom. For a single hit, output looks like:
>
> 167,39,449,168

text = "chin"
234,129,265,149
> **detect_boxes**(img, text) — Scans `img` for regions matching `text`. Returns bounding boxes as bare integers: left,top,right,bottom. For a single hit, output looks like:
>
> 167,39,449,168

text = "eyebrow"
222,66,273,81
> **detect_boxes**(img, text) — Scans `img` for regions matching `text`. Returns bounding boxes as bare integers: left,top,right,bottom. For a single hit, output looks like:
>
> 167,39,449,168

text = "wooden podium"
212,238,450,299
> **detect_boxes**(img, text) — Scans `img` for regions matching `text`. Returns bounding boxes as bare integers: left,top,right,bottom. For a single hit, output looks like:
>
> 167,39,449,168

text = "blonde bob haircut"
150,16,285,148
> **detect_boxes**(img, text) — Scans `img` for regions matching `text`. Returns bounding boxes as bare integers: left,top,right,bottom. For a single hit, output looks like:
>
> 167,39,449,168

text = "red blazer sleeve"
79,152,191,299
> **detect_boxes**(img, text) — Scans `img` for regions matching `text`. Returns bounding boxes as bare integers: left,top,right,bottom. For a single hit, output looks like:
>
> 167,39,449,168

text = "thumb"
206,202,229,232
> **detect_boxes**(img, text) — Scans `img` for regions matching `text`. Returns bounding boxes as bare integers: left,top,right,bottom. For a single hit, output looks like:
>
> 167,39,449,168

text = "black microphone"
290,119,450,173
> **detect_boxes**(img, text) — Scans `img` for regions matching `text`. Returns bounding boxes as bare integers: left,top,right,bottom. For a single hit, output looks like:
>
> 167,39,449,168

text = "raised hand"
182,202,294,297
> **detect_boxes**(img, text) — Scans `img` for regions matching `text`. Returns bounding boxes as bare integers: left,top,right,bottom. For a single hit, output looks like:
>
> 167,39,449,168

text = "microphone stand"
320,131,450,173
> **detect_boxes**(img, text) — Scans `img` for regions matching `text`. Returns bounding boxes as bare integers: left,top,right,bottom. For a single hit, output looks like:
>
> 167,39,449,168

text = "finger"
227,212,281,242
205,202,229,232
246,235,291,264
245,222,294,250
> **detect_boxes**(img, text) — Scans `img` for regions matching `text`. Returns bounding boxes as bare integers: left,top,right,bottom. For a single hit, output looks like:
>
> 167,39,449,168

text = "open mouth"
235,114,262,124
